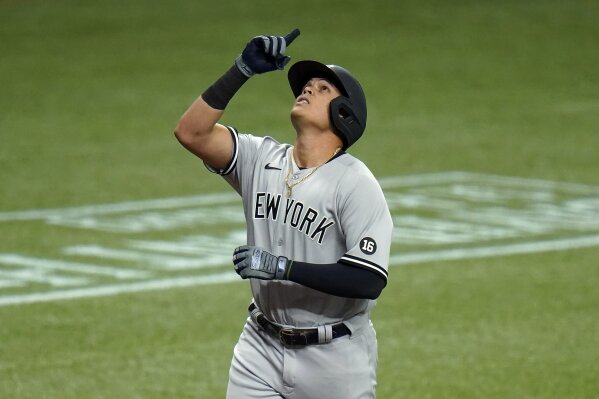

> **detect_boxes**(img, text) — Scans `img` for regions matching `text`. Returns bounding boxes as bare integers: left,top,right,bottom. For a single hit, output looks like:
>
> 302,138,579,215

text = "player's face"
290,78,341,130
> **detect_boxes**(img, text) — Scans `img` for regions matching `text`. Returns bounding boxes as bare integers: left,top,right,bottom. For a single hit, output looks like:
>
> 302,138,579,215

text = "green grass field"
1,0,599,397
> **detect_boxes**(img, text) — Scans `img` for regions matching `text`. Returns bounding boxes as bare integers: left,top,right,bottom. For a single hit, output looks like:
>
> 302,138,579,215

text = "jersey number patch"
360,237,377,255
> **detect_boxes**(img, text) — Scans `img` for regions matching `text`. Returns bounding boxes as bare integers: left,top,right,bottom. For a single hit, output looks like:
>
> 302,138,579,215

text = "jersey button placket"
275,154,289,249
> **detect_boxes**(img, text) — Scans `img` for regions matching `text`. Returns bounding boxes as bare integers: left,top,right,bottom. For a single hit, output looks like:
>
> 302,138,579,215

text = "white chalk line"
7,171,596,223
1,234,598,307
0,254,148,279
0,272,239,307
390,234,599,265
0,192,240,222
378,171,599,193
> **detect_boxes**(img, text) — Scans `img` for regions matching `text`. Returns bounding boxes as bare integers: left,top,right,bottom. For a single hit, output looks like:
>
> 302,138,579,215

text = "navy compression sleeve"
201,64,249,110
286,261,387,300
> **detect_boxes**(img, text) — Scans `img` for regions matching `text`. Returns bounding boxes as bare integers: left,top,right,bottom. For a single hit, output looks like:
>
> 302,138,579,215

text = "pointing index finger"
284,28,301,46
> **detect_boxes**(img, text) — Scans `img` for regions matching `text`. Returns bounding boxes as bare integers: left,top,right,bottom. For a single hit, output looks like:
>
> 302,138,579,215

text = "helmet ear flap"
329,97,363,149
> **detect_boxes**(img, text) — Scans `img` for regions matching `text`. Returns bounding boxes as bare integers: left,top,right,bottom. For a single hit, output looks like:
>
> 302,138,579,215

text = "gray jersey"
208,127,393,328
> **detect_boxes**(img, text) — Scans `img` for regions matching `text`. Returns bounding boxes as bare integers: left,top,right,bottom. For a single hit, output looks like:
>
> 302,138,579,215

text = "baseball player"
175,29,393,398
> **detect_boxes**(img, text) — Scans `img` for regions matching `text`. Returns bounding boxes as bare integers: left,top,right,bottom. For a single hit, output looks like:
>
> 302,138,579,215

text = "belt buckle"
279,328,308,347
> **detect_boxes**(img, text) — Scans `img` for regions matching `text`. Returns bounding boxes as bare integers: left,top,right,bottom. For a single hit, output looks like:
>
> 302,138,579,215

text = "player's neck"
293,133,343,168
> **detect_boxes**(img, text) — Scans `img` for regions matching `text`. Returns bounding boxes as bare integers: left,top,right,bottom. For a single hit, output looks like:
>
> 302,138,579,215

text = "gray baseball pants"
226,317,378,398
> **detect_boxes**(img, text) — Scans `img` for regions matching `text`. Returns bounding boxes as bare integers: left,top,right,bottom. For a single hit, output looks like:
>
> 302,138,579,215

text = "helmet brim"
288,60,349,98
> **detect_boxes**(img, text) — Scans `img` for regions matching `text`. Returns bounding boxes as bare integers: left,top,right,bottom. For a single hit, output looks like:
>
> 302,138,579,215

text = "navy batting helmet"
288,60,367,149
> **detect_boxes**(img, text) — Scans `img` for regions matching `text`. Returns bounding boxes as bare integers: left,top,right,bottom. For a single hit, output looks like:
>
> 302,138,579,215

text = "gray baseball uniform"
209,127,393,398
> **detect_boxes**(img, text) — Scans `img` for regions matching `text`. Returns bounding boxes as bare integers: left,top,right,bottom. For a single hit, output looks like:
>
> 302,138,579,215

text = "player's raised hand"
232,246,291,280
235,28,301,77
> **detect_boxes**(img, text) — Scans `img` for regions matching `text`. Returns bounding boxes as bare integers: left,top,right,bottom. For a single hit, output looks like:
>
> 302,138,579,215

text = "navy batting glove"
232,246,291,280
235,28,301,77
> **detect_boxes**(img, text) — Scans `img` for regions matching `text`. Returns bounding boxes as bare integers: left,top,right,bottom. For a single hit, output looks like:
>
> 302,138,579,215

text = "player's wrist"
275,256,292,280
235,55,255,77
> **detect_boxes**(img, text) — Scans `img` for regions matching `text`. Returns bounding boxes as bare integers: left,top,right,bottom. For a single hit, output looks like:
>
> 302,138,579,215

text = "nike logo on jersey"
264,163,282,170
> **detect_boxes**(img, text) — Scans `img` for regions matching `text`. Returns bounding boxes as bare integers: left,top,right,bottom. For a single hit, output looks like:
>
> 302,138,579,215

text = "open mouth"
296,95,310,105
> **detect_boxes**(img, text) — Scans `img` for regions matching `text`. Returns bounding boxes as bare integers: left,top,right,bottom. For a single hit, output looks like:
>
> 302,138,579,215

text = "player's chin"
290,105,305,119
290,102,304,112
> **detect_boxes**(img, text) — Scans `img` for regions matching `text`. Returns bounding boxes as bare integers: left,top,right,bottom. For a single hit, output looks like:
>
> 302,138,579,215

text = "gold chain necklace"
285,147,341,197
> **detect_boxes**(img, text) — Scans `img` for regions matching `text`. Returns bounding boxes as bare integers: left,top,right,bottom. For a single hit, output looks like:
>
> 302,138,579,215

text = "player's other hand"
232,246,291,280
235,28,301,77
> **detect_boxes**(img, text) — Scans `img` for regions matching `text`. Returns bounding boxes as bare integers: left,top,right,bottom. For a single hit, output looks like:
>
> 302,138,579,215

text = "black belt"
248,303,351,346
